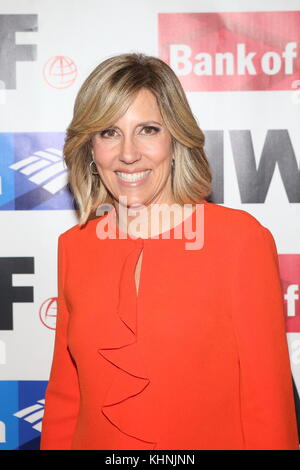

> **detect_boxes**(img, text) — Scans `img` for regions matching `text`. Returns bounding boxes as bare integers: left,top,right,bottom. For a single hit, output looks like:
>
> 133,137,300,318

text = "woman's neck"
114,201,196,239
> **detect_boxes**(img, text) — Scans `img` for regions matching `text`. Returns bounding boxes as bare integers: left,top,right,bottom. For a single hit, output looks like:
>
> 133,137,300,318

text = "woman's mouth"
115,170,151,187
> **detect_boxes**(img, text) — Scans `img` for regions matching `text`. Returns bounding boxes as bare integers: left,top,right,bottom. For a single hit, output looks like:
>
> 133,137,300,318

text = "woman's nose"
119,134,141,164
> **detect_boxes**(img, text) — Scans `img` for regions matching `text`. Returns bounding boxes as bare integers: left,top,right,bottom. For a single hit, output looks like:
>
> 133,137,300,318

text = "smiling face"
91,88,175,209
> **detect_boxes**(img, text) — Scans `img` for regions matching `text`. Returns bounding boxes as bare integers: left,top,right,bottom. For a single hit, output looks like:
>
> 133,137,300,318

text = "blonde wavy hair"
64,52,212,226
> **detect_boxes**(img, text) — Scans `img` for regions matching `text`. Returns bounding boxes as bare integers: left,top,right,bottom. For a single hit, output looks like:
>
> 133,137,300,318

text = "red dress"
40,201,299,450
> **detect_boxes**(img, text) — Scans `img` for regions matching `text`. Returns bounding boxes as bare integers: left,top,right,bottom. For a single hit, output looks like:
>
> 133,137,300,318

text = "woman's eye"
141,126,160,135
99,126,160,138
100,129,117,138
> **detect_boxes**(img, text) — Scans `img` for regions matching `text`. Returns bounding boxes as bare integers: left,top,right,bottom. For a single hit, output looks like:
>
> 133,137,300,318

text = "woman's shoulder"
57,215,106,245
204,201,270,240
203,202,276,259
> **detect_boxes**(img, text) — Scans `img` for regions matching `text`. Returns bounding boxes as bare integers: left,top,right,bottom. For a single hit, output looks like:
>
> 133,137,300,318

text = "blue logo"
0,380,48,450
0,132,74,210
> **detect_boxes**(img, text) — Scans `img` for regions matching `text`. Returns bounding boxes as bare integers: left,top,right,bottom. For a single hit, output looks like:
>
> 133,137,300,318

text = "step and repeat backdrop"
0,0,300,450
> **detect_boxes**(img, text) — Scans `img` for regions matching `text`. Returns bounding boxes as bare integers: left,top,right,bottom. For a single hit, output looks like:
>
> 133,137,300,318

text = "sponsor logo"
158,11,300,91
43,56,77,89
9,147,67,193
0,256,34,330
0,381,47,450
39,297,57,330
13,399,45,433
279,255,300,332
0,133,73,210
0,14,37,90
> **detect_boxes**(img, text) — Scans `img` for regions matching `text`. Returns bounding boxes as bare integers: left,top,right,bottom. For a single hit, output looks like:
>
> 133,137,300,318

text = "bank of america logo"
9,148,68,194
13,399,45,433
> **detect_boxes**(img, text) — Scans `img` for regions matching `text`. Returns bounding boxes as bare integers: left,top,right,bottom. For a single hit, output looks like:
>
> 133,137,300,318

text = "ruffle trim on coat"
97,238,157,449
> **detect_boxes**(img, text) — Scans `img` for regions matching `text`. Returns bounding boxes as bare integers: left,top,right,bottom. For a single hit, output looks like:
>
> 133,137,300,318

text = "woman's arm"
231,220,299,450
40,234,80,450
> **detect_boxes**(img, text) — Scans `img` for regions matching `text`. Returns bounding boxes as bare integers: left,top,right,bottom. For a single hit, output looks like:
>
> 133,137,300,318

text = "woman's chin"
114,193,148,209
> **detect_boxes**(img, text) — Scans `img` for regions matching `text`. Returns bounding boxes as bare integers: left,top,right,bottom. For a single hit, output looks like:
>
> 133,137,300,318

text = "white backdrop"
0,0,299,450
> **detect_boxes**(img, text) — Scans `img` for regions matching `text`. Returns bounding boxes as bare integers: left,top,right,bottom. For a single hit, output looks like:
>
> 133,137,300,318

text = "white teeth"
116,170,151,182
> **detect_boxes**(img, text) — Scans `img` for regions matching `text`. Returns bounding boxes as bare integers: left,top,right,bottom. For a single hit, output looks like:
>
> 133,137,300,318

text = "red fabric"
40,201,299,450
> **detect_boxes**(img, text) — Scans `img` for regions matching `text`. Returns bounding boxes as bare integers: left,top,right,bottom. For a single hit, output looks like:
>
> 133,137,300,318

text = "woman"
40,53,299,450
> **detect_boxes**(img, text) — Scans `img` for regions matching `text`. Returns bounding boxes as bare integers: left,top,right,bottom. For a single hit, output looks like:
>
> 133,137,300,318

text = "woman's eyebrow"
111,120,163,129
138,121,163,126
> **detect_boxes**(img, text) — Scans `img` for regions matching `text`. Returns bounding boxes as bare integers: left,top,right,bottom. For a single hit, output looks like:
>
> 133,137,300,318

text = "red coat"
40,201,299,450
